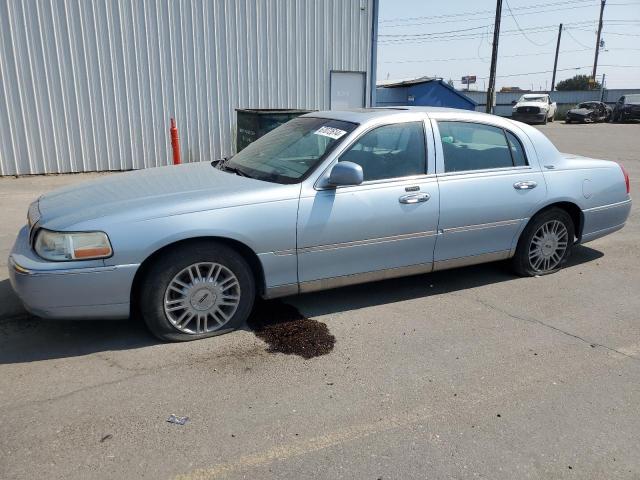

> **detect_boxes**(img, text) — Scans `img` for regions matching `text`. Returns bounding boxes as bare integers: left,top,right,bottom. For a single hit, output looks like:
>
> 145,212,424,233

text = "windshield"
226,117,357,184
519,95,546,103
624,94,640,104
577,103,596,109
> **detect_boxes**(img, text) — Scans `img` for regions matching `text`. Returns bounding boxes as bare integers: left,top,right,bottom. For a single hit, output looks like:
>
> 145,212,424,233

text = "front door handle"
513,181,537,190
399,193,430,204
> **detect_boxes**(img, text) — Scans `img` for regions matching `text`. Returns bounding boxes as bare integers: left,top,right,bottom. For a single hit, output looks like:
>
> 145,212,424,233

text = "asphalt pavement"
0,122,639,480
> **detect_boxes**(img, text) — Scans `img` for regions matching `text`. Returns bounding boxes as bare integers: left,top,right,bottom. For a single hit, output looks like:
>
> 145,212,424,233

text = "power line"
504,0,557,46
379,20,599,38
381,48,593,64
482,65,590,80
469,64,640,81
379,46,639,65
380,5,596,28
564,27,595,48
379,0,597,24
380,2,640,29
378,24,492,38
378,21,607,44
379,28,574,45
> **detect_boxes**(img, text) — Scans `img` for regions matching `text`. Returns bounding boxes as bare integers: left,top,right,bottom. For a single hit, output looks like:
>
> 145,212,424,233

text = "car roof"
304,106,491,124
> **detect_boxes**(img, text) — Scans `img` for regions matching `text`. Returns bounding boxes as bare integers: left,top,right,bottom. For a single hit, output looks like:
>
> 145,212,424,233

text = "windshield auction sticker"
314,126,347,140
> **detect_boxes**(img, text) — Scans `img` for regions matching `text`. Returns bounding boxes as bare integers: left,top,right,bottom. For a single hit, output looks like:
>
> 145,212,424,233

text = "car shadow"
0,245,603,365
291,244,604,317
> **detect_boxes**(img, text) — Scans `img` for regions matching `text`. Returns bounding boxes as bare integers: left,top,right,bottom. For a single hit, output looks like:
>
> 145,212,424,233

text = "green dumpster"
236,109,311,152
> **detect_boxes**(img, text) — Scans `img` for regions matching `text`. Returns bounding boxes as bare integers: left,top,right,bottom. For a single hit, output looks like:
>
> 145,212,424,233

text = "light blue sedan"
9,108,631,341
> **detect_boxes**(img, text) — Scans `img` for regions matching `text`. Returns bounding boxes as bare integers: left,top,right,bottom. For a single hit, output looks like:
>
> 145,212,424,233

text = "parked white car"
512,94,557,124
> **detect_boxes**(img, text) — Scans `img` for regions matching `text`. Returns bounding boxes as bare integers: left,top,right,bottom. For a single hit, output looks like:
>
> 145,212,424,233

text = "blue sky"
377,0,640,89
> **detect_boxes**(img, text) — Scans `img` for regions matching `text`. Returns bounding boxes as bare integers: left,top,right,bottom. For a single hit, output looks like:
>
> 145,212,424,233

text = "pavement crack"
8,372,149,411
94,352,145,373
456,293,640,363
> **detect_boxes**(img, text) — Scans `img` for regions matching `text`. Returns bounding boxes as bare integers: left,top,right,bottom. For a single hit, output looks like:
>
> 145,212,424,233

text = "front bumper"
566,114,592,123
8,226,138,319
512,112,547,123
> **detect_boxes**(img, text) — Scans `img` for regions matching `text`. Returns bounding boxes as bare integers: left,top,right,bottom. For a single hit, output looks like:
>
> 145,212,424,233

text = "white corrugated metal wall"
0,0,374,175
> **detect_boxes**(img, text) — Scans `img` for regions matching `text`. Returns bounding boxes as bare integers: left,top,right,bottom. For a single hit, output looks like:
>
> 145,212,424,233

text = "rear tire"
140,241,256,342
512,208,575,277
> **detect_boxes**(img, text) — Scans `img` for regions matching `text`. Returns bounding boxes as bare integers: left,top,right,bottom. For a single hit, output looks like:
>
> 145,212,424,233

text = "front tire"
140,241,256,341
512,208,575,277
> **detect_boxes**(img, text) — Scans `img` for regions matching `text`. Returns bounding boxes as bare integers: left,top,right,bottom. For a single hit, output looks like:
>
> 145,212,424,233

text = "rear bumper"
8,226,138,319
580,199,632,244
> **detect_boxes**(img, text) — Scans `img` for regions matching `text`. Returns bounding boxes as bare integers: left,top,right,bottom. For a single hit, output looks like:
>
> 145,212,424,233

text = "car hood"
37,162,299,230
567,108,593,116
515,101,548,108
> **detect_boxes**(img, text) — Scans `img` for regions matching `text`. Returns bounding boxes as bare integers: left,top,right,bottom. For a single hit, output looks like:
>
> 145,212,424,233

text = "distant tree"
556,74,601,91
447,78,455,87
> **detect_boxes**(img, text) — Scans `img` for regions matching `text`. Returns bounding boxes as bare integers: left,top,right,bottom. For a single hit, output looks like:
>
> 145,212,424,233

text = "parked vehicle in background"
511,94,557,124
611,94,640,122
9,107,631,342
565,101,612,123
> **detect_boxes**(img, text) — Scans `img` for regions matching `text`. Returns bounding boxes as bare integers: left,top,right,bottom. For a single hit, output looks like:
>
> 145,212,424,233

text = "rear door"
432,119,546,267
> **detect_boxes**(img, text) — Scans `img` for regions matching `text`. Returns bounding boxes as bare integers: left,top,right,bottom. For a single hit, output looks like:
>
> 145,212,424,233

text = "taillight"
619,163,630,195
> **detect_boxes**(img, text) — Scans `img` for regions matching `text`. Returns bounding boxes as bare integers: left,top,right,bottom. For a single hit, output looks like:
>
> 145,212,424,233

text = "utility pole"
551,23,563,91
592,0,606,81
486,0,503,114
600,73,606,101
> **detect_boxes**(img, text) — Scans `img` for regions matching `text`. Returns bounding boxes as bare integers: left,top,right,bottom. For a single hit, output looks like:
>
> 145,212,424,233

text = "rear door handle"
399,193,430,204
513,181,537,190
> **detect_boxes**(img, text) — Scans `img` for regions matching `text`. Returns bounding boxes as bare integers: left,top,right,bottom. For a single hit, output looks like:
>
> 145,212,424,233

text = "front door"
432,119,546,266
297,120,439,286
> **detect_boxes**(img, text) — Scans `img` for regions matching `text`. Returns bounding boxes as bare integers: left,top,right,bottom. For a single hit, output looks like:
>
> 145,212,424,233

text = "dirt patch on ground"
247,300,335,359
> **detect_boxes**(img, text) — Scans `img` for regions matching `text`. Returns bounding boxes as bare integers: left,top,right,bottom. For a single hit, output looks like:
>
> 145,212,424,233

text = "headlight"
34,230,112,261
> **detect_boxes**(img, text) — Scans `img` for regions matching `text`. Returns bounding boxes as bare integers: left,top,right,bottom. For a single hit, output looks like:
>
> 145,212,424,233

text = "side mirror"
327,161,363,187
511,100,517,105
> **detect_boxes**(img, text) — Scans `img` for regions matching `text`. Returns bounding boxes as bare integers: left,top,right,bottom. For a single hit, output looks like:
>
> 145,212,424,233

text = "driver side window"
339,122,427,181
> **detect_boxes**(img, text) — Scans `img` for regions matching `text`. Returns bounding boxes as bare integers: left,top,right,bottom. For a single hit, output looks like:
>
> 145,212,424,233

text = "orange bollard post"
170,118,181,165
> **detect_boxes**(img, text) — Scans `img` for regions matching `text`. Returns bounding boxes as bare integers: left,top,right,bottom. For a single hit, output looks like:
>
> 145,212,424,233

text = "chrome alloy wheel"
163,262,241,334
528,220,569,273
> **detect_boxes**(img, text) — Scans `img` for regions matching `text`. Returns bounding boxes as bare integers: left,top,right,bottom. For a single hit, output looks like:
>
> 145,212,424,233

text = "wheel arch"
129,236,266,318
523,201,584,243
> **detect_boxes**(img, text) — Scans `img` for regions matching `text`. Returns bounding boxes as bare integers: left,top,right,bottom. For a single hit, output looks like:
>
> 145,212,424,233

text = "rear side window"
505,131,527,166
340,122,426,181
438,121,528,172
